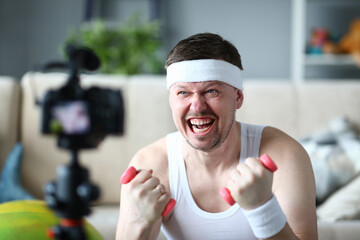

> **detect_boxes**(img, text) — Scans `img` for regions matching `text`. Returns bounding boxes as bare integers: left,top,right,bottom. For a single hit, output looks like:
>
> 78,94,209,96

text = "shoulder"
260,126,308,161
260,126,313,191
129,137,169,184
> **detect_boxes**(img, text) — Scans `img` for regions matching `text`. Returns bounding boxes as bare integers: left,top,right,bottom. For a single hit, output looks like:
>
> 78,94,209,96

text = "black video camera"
40,45,124,150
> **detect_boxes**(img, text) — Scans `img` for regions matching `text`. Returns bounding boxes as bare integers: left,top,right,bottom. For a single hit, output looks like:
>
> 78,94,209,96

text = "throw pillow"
300,115,360,204
317,174,360,222
0,143,34,203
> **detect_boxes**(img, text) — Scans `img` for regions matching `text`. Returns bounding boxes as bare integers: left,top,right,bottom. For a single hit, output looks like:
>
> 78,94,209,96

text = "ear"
235,89,244,109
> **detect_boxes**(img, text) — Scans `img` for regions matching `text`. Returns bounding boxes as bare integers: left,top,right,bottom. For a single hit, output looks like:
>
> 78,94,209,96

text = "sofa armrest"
0,76,20,169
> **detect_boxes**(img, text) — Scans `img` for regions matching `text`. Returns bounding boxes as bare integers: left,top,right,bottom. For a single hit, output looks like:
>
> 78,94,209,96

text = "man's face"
169,81,243,152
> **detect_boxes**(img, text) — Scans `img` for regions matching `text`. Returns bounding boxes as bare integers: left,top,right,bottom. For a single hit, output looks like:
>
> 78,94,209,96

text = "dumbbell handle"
219,154,277,206
120,166,176,217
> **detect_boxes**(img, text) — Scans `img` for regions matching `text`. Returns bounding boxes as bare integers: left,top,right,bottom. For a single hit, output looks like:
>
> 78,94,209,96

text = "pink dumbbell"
120,166,176,217
219,154,278,206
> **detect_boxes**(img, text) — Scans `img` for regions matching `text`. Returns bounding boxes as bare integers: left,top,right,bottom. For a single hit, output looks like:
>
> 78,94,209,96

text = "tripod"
44,149,100,240
38,44,123,239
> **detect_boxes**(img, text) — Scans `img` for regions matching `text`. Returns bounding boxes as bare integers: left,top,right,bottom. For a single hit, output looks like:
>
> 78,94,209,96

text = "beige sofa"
1,72,360,240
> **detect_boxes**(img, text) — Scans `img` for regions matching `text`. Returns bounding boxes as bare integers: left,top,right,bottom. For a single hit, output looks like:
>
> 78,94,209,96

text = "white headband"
166,59,243,90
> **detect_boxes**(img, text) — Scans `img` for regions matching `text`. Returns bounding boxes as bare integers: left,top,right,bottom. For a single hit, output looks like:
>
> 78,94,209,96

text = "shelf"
305,54,357,66
291,0,360,81
308,0,360,4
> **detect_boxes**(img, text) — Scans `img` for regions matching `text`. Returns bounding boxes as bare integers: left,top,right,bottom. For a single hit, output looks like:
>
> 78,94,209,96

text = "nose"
189,94,207,113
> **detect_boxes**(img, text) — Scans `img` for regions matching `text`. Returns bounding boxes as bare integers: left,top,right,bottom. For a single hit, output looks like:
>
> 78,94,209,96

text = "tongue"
195,123,211,129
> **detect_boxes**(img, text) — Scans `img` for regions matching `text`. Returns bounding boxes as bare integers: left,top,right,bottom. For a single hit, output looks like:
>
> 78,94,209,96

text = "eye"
206,89,219,96
207,89,217,94
178,91,188,96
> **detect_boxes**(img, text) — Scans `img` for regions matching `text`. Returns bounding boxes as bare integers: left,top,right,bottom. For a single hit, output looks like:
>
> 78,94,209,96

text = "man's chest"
187,172,232,213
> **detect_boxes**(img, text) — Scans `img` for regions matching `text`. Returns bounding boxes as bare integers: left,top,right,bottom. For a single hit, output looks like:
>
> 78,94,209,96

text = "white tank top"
161,123,266,240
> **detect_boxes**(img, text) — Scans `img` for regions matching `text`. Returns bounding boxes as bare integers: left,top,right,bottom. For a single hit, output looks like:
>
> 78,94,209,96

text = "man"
116,33,318,240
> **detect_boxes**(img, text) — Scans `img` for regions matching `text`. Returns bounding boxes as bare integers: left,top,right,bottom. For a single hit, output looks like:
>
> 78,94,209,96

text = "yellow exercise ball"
0,200,103,240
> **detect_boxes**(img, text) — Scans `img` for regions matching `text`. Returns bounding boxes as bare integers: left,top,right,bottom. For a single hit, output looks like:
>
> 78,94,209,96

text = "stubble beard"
186,111,236,152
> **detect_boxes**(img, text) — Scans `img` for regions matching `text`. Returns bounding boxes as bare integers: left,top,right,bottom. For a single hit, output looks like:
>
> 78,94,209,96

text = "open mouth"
188,118,215,134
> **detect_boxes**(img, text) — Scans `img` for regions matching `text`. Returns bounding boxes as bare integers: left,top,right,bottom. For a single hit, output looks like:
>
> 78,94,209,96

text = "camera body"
40,45,124,150
41,83,124,149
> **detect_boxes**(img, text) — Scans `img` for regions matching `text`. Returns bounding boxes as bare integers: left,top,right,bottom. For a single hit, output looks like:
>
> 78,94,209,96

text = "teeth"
189,118,213,133
189,119,212,126
192,126,210,133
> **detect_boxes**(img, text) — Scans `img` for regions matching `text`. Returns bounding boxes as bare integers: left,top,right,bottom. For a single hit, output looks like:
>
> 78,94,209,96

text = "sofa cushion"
297,81,360,138
236,81,298,138
318,220,360,240
86,205,119,240
317,174,360,222
126,75,176,157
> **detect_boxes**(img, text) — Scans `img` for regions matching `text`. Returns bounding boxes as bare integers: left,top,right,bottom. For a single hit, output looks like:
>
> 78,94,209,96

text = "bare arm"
116,179,163,240
260,127,318,240
116,138,170,240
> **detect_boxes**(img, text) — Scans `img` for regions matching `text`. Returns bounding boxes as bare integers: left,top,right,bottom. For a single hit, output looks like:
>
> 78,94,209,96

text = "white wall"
0,1,28,78
0,0,293,79
1,0,359,80
0,0,83,79
163,0,292,79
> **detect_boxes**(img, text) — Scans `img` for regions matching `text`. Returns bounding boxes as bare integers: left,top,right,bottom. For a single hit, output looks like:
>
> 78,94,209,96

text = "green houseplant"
64,13,164,75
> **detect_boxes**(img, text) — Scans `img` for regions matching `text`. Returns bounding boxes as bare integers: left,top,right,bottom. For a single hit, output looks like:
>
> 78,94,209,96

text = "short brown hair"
165,33,243,70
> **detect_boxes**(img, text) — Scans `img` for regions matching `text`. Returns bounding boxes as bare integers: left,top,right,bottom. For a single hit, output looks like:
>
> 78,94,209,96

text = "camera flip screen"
50,101,90,135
